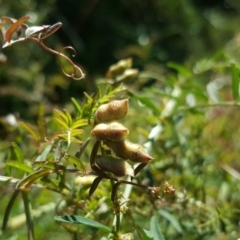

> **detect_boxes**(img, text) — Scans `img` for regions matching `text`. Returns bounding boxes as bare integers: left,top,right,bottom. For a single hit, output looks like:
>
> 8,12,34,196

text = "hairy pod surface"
94,99,128,123
96,155,134,177
91,122,129,141
105,140,153,163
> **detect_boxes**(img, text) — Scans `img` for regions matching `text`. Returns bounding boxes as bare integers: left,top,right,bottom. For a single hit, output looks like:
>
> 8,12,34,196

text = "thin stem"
176,101,240,113
115,213,121,233
2,190,20,230
22,191,35,240
1,36,85,80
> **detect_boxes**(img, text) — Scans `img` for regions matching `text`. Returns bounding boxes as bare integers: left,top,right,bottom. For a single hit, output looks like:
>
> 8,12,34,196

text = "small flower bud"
94,99,128,123
91,122,129,141
105,140,153,163
96,155,134,177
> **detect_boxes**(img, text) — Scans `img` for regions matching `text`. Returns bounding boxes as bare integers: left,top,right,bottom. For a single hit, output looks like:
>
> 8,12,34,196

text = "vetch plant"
0,25,175,239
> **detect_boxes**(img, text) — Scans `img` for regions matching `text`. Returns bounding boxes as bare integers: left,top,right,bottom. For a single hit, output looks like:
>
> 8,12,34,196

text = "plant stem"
22,191,35,240
2,190,20,230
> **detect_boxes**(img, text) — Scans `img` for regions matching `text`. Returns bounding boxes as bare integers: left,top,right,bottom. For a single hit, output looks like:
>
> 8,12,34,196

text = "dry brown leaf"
5,15,29,42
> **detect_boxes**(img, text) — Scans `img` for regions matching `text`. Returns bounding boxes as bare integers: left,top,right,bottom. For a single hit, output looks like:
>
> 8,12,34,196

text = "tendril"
36,39,85,80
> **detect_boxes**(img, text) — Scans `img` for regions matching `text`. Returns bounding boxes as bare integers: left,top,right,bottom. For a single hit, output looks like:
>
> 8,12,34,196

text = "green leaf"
63,109,73,127
65,154,85,174
158,210,183,234
54,215,112,233
33,161,66,170
142,229,154,240
71,97,82,116
70,129,84,136
54,117,69,130
54,110,69,128
38,144,52,161
71,119,88,129
149,216,165,240
2,190,20,231
16,169,53,189
75,138,91,159
167,62,191,78
133,95,160,115
231,63,239,100
11,142,24,163
98,85,126,104
5,161,34,173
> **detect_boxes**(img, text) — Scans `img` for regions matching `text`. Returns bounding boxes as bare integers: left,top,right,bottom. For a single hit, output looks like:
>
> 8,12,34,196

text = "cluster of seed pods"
91,99,153,177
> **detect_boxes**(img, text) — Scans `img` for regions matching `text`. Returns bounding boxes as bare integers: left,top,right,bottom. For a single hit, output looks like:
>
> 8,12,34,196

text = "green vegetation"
1,1,240,239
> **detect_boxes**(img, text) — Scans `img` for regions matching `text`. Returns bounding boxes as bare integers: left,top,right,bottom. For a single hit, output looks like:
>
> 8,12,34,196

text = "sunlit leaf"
5,161,34,174
63,109,72,127
54,215,112,233
5,15,29,42
54,109,69,127
71,97,82,116
68,138,83,144
54,117,69,130
71,119,88,129
231,63,239,100
83,92,93,102
98,85,126,104
70,129,84,137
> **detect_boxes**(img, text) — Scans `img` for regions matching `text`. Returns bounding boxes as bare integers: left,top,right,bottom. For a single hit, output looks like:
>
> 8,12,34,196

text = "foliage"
1,1,240,240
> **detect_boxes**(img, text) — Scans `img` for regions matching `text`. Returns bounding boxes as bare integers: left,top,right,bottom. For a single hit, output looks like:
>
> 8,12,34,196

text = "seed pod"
94,99,128,124
105,140,153,163
96,155,134,177
116,69,139,84
91,122,129,141
106,58,132,79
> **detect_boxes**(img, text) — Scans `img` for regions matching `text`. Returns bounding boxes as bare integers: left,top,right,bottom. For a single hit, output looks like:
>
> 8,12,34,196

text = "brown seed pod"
106,58,132,79
105,140,153,163
96,155,134,177
91,122,129,141
94,99,128,124
116,69,139,84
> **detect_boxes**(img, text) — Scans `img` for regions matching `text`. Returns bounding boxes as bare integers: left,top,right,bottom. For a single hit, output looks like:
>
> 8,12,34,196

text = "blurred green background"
1,0,240,118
